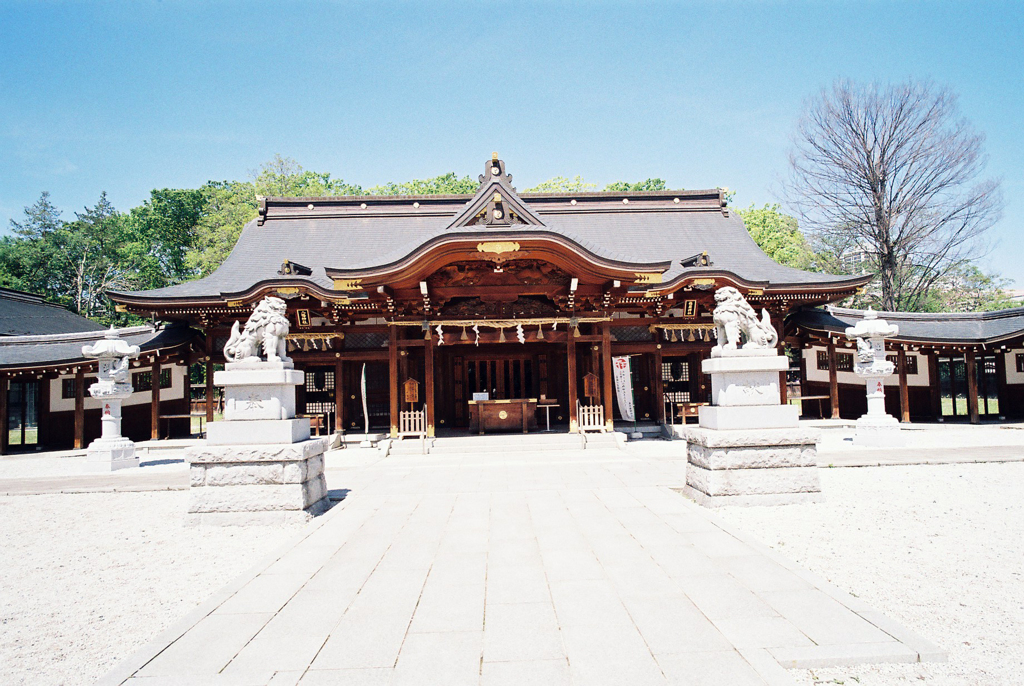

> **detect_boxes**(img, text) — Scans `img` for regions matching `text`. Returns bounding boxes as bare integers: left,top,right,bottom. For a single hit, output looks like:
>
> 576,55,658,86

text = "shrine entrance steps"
388,431,623,456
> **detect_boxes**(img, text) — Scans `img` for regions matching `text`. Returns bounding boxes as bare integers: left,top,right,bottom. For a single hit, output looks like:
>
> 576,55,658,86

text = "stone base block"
698,404,799,430
86,437,138,471
702,353,789,407
854,415,905,447
682,426,822,507
185,438,330,526
206,418,310,446
214,366,303,421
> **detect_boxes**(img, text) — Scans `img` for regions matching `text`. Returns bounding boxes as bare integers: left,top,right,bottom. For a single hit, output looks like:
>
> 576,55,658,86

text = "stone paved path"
99,443,941,686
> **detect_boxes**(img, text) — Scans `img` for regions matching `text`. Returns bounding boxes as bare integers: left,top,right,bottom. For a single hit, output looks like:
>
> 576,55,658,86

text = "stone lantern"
81,328,141,470
845,308,904,446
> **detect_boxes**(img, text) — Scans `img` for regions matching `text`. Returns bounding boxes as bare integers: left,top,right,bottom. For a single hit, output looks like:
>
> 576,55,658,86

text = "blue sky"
2,1,1022,286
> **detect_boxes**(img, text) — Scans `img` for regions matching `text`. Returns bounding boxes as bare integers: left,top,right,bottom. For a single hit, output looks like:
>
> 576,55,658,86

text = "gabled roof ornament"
479,152,513,188
446,154,545,231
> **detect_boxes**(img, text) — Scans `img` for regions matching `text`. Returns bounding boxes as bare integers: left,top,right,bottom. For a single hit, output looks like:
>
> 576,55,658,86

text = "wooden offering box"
468,399,539,435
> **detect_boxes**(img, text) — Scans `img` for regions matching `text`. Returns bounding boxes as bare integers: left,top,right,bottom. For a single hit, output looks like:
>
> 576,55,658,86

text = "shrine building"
108,155,872,438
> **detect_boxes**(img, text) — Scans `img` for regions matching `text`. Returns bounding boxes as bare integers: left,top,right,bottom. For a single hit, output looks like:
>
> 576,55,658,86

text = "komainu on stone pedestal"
681,287,822,507
185,296,331,525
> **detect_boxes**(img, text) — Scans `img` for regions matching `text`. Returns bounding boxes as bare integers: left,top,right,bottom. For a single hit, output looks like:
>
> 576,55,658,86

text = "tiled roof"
792,306,1024,345
0,323,199,369
0,288,105,336
112,158,864,303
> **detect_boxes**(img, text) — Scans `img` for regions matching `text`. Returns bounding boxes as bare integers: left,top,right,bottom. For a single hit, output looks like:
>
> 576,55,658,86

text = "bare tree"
786,80,1002,311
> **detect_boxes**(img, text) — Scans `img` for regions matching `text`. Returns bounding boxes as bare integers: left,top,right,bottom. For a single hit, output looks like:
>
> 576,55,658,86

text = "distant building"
0,289,201,453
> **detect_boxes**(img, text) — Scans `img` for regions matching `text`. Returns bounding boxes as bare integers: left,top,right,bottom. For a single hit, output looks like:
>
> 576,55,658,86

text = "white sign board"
472,392,490,401
612,355,635,422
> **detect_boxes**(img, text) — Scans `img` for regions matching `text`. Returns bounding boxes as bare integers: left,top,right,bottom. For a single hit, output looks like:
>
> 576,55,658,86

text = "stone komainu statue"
224,296,291,363
712,286,778,351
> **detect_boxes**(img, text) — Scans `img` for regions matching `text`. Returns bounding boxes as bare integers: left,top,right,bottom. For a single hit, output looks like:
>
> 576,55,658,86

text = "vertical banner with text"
612,355,635,423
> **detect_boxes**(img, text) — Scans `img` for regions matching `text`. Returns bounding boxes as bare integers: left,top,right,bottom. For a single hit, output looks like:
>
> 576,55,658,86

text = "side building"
790,306,1024,423
110,155,868,437
0,289,202,453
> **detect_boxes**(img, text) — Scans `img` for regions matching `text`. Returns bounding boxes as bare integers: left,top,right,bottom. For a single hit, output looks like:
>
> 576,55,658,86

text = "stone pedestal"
186,439,329,526
186,357,330,525
87,436,138,471
681,426,823,507
682,347,822,507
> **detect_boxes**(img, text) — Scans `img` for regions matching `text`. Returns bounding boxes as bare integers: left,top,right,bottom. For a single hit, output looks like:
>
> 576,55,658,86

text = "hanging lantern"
460,326,468,341
537,324,544,340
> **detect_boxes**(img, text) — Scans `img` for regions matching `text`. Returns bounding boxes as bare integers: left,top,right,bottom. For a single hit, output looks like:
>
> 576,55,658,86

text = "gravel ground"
0,454,186,479
0,491,304,686
716,462,1024,686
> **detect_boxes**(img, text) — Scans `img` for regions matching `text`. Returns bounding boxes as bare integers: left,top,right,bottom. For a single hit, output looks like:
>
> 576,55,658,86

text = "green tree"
368,172,477,195
736,204,816,270
124,188,206,289
0,191,63,293
185,181,260,278
919,264,1015,313
525,176,597,193
253,155,363,197
604,178,668,192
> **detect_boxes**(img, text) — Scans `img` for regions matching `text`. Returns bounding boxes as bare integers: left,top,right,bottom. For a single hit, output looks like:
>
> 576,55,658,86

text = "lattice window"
836,353,853,372
1017,353,1024,373
612,326,651,342
346,332,389,349
305,369,336,393
816,350,829,370
132,372,152,392
886,355,919,375
662,360,691,403
159,368,172,388
304,401,334,414
61,378,76,399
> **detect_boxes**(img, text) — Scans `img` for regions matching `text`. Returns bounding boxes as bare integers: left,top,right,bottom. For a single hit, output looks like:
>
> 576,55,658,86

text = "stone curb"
94,493,350,686
676,493,948,668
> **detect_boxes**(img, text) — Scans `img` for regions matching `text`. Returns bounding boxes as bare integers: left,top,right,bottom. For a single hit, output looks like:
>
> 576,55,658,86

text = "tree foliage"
604,178,668,192
736,204,816,270
919,263,1015,313
367,172,477,196
252,155,363,197
525,176,597,193
786,79,1003,311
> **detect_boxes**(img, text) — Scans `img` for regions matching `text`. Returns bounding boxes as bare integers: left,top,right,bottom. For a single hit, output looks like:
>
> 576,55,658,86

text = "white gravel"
0,490,304,686
716,462,1024,686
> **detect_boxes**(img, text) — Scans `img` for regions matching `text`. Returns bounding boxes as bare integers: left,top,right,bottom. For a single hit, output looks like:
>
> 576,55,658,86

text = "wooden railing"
398,405,428,454
577,401,605,433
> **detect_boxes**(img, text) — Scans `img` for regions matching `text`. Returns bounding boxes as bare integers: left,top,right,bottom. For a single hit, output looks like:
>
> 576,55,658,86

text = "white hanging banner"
612,355,635,423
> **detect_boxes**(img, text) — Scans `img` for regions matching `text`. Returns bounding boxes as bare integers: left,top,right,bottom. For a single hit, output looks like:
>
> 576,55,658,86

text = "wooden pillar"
424,333,436,438
827,340,840,419
966,349,980,424
204,333,215,423
0,376,8,456
928,352,942,420
335,360,345,432
388,325,399,438
772,313,787,405
601,322,613,431
74,367,86,449
897,348,910,423
653,345,665,424
567,331,578,433
150,359,162,439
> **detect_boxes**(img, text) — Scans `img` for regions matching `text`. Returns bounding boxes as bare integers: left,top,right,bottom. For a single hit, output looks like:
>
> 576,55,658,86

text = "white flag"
612,355,635,422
